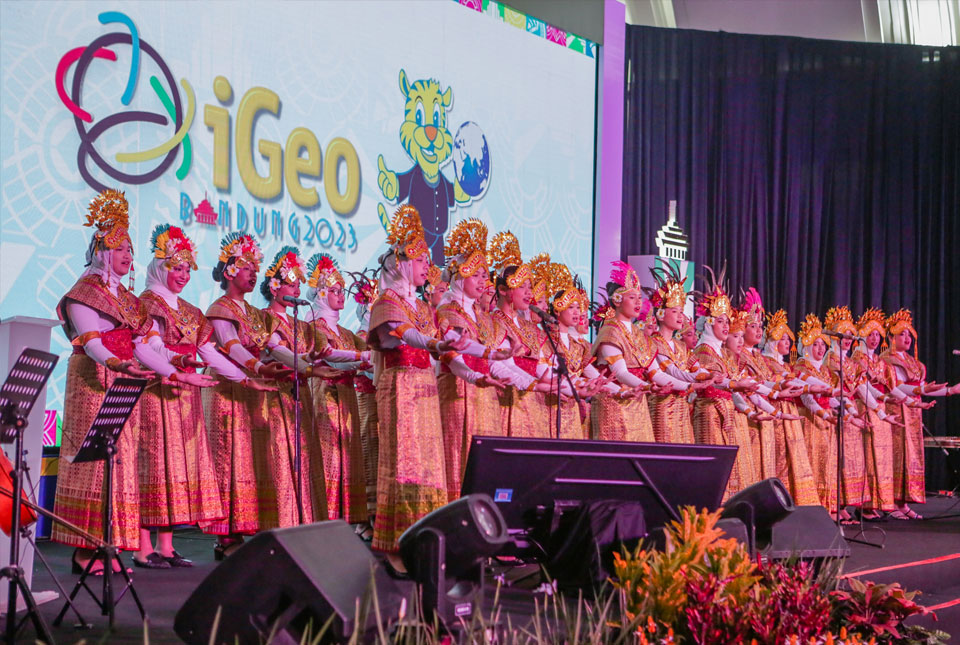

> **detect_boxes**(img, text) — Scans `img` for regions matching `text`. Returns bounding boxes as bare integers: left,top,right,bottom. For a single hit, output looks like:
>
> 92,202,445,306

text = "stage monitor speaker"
174,521,407,645
760,505,850,560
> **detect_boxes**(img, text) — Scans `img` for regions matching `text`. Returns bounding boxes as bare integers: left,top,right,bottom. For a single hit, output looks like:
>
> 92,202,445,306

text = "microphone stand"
534,311,582,439
835,347,883,548
290,299,305,526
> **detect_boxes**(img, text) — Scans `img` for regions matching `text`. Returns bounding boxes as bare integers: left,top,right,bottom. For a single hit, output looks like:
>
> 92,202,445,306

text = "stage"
12,495,960,644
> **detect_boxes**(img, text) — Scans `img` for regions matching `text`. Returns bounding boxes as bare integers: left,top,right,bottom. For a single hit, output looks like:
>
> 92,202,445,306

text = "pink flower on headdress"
741,287,763,314
638,298,652,320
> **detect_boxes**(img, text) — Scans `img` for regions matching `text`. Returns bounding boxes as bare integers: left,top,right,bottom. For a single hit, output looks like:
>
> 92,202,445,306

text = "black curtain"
621,26,960,483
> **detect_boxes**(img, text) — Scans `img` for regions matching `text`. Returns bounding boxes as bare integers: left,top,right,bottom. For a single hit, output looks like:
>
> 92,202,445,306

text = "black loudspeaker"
174,521,407,645
760,505,850,560
544,499,647,589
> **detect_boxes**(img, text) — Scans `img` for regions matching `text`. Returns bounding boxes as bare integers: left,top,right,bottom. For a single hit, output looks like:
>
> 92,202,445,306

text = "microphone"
823,330,864,341
529,305,557,324
282,295,310,307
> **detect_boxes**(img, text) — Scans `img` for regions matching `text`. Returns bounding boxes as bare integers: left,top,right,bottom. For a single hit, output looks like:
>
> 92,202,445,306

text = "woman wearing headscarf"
134,224,252,567
304,254,371,526
53,190,157,573
203,233,289,559
367,206,483,557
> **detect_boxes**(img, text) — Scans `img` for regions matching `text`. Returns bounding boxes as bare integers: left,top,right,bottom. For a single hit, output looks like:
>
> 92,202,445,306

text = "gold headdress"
647,262,688,310
85,189,130,250
824,305,857,336
150,224,198,270
739,287,764,326
856,307,886,339
386,205,428,260
692,263,732,320
765,309,795,342
728,309,748,334
489,231,532,289
444,218,488,279
549,264,579,313
528,253,551,303
217,232,263,278
424,265,444,294
306,253,345,292
798,313,829,350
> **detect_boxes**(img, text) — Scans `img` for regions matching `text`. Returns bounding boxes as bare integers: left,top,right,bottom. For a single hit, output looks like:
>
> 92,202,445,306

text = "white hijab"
801,342,824,369
762,338,784,363
304,287,340,332
379,251,419,304
695,316,724,355
438,274,476,321
143,257,180,308
81,240,124,295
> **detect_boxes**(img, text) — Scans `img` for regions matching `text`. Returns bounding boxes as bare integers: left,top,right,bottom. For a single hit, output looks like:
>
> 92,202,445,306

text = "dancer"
759,310,820,506
53,190,156,573
304,254,371,525
688,266,759,498
349,269,381,522
134,225,227,569
881,309,960,519
203,233,287,559
368,206,474,556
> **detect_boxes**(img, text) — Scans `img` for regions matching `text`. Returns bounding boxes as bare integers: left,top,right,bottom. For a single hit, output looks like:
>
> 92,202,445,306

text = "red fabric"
166,343,197,373
514,356,538,377
703,386,732,401
627,367,646,379
816,395,831,409
324,373,355,386
382,345,431,370
440,353,490,376
73,328,134,360
355,374,376,394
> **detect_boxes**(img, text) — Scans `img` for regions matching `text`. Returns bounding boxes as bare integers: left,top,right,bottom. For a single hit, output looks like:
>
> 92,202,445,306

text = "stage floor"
12,495,960,644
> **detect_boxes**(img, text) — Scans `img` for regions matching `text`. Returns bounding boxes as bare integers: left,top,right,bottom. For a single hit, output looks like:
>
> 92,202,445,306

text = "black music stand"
53,378,148,630
0,348,58,644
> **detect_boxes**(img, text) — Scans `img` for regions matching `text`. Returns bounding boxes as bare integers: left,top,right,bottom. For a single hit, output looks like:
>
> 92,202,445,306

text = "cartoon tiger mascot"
377,69,470,265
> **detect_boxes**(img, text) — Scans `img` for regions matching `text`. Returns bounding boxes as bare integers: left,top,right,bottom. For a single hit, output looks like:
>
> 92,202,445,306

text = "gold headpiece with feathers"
646,262,688,310
549,264,579,313
387,205,428,260
445,218,488,279
85,189,130,250
692,263,732,320
886,308,918,358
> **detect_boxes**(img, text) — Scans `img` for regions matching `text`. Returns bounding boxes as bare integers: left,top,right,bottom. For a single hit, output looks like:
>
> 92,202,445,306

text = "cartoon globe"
452,121,491,199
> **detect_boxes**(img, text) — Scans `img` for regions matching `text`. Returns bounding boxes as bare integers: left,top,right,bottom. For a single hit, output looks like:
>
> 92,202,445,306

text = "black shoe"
133,552,172,569
163,550,193,568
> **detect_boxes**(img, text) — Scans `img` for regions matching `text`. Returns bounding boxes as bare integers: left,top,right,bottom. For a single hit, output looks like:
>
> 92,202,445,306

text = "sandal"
163,550,194,568
355,523,374,542
133,552,172,569
214,540,244,561
888,510,909,520
903,508,923,520
71,549,104,577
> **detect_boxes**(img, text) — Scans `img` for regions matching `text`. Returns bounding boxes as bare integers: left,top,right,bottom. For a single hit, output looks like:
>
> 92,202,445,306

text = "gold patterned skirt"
839,416,869,508
888,401,925,505
799,409,839,512
748,418,777,481
500,388,551,439
692,396,756,499
138,379,224,527
53,354,141,550
545,393,586,440
649,393,696,444
732,409,760,490
373,363,448,552
310,378,366,523
261,381,327,528
356,378,379,517
773,400,820,506
591,393,656,443
861,404,896,511
202,372,271,536
438,373,503,501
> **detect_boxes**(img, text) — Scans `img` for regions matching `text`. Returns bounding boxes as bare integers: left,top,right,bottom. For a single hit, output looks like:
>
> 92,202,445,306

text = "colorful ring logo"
55,12,195,192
